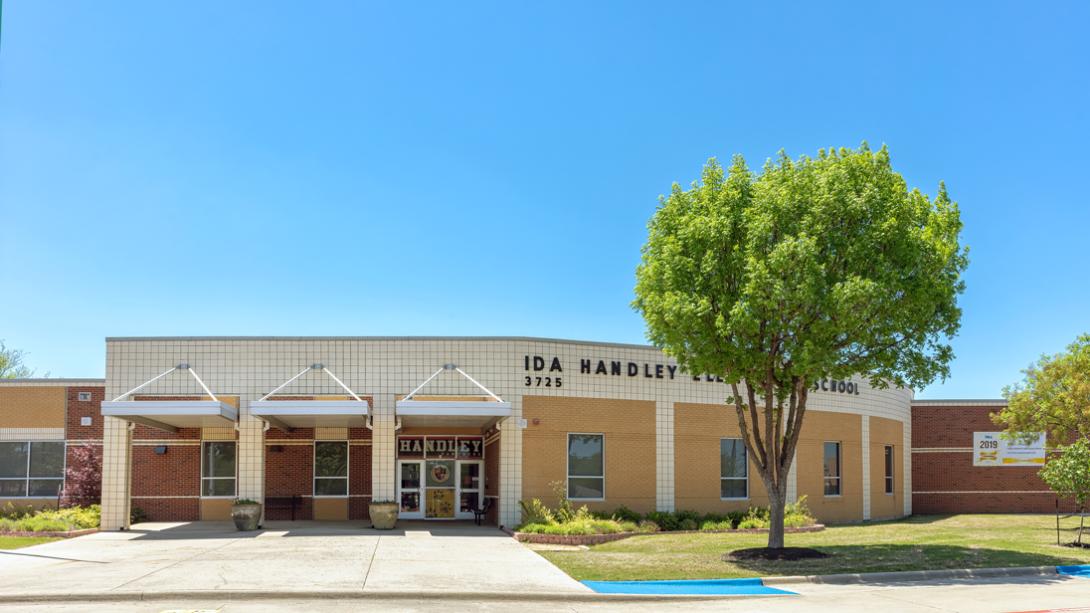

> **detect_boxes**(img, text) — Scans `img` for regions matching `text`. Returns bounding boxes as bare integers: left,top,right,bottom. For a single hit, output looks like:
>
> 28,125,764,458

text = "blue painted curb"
581,577,795,595
1057,564,1090,577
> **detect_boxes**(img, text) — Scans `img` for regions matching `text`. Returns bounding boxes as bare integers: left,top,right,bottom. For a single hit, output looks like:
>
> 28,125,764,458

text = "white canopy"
250,364,368,431
100,364,237,432
395,364,511,429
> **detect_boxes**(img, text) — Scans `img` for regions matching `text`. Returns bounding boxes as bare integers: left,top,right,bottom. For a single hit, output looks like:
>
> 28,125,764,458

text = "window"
314,442,348,496
567,434,604,500
884,445,894,494
720,438,748,499
823,442,841,496
0,442,65,497
201,442,236,497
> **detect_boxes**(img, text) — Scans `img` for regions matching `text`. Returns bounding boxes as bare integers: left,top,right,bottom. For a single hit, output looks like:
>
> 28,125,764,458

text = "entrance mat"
1057,565,1090,577
581,578,795,595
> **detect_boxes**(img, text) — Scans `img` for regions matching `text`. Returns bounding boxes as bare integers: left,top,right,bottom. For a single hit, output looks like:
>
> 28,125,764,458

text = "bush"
700,519,733,531
644,511,680,531
0,504,100,533
784,495,817,528
678,518,699,531
675,509,702,524
130,506,148,524
738,517,769,529
519,498,555,526
61,444,101,507
611,505,642,523
726,510,746,528
637,519,660,533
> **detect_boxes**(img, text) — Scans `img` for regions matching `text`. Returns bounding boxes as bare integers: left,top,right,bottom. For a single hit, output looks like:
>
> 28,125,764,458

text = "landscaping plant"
1039,438,1090,546
635,144,966,549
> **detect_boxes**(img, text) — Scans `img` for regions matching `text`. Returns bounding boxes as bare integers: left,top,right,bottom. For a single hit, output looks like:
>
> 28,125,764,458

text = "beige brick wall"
870,416,904,520
522,395,656,513
674,402,769,513
797,411,863,523
0,387,65,428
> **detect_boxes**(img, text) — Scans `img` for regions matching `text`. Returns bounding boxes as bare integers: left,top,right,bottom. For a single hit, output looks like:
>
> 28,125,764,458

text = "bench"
265,495,303,521
474,497,494,526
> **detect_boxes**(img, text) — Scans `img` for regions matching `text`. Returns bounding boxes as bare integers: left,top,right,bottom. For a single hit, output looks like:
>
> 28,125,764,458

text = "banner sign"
972,432,1046,467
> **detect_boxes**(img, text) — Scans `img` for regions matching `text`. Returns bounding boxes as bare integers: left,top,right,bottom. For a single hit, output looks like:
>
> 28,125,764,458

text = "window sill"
720,497,749,501
313,495,349,499
568,497,605,502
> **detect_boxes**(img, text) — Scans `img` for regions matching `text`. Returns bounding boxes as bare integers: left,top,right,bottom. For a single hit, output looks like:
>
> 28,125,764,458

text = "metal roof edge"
103,335,660,351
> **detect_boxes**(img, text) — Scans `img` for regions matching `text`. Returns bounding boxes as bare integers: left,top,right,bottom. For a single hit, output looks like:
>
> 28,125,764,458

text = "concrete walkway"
0,521,590,599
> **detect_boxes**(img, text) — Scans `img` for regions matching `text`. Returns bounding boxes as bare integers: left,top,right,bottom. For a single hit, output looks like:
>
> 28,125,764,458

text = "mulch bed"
725,547,830,561
512,524,825,546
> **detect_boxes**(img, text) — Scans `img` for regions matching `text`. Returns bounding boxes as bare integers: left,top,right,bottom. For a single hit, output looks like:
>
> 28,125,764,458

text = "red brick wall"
66,386,105,440
349,442,373,520
911,404,1063,513
131,444,200,521
264,444,314,519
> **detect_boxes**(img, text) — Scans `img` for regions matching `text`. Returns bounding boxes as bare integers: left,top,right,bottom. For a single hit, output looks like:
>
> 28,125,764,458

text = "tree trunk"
767,489,785,549
1079,505,1085,547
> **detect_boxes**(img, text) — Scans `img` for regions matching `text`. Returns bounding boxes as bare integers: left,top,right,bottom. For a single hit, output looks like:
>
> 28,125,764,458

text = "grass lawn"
539,514,1090,581
0,536,60,550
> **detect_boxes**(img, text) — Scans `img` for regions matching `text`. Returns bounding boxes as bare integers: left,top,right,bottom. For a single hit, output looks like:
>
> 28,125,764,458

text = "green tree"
0,341,34,378
634,144,967,549
1039,439,1090,545
995,334,1090,443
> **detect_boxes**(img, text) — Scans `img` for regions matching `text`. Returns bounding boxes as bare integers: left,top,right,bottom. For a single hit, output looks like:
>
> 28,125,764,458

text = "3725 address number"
524,376,562,388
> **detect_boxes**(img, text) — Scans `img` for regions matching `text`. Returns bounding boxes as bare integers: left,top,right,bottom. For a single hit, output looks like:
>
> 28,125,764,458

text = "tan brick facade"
0,386,66,428
673,402,769,513
522,395,657,513
796,411,864,523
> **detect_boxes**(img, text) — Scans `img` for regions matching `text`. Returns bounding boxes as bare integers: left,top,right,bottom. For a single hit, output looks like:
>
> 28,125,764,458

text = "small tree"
0,341,33,379
60,445,102,507
1039,439,1090,546
634,144,967,549
995,334,1090,442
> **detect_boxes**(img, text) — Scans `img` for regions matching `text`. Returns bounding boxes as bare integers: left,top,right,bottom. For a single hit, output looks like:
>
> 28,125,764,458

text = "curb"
762,565,1059,586
0,590,766,604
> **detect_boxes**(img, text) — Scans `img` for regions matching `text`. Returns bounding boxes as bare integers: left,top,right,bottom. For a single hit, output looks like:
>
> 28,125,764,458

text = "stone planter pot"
231,503,262,531
369,502,399,530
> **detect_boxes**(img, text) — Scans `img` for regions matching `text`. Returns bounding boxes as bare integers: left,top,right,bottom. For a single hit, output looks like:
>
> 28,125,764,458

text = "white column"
100,416,132,530
370,395,396,502
862,415,871,521
237,402,265,504
655,400,675,512
903,417,912,516
498,396,523,528
786,450,798,503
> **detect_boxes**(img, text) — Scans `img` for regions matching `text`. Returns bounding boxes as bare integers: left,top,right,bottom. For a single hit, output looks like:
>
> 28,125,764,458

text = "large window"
884,445,894,494
314,442,348,496
720,438,747,499
823,441,841,496
201,442,236,497
0,442,64,497
567,434,604,500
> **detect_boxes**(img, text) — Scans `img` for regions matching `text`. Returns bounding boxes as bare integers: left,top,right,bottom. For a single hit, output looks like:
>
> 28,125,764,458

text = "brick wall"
265,443,314,519
131,443,200,521
911,404,1063,513
66,386,104,441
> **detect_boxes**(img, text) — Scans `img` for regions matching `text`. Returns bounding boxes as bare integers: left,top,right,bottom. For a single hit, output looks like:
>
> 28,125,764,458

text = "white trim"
914,490,1054,494
823,441,842,497
719,437,748,500
313,441,349,498
395,400,511,416
200,440,237,499
251,400,369,430
883,444,895,496
566,432,605,501
101,400,238,431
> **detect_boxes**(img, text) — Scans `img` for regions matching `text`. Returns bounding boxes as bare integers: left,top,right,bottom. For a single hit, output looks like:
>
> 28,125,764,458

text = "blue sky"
1,2,1087,398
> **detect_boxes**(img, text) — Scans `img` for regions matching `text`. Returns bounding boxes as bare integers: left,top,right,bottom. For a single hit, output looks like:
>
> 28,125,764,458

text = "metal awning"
395,364,511,429
100,364,237,432
250,364,368,431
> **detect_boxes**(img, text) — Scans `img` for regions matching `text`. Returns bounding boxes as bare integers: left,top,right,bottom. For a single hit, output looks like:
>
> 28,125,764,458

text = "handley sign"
972,432,1046,467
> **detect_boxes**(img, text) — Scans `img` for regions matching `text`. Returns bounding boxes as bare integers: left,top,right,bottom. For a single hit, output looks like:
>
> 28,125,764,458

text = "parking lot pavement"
0,521,589,598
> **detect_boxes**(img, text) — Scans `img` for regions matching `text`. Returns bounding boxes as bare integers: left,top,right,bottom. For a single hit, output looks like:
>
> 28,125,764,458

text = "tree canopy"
995,333,1090,443
634,143,967,548
0,341,33,379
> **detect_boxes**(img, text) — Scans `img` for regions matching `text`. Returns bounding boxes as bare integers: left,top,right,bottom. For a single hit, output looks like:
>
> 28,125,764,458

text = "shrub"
60,444,101,507
519,498,556,526
0,505,100,533
726,510,746,528
617,520,639,533
550,481,576,523
130,506,148,524
678,518,699,531
700,519,733,531
611,505,642,523
637,519,660,533
738,517,769,529
645,511,679,531
675,509,702,524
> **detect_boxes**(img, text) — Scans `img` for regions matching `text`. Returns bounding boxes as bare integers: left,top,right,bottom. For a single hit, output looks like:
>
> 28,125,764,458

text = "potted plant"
368,500,399,530
231,498,262,531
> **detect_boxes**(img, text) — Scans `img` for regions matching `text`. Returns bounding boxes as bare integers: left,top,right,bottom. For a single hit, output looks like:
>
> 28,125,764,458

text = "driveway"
0,521,589,599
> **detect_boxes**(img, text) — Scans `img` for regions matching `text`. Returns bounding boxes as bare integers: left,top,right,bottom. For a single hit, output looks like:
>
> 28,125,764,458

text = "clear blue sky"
1,2,1087,398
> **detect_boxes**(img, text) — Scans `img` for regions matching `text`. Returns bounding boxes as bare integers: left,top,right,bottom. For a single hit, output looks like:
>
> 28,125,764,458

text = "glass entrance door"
457,461,482,519
425,460,456,518
398,460,423,519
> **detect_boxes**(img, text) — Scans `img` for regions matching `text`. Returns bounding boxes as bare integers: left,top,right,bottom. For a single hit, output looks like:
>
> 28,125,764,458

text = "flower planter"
231,502,262,531
368,501,398,530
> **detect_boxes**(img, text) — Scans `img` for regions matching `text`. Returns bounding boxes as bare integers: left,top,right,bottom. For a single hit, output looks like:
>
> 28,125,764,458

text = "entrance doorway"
398,459,482,520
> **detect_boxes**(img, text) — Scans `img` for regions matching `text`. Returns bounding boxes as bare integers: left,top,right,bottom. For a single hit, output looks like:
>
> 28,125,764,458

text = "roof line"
0,378,104,384
912,399,1007,405
104,335,659,350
